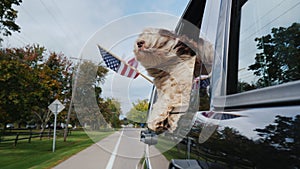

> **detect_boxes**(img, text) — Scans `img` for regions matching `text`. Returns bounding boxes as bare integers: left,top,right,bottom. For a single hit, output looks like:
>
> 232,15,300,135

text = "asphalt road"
53,128,169,169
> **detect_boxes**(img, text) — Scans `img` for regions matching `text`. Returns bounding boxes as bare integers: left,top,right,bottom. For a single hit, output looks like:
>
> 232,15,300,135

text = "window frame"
175,0,207,38
212,0,300,110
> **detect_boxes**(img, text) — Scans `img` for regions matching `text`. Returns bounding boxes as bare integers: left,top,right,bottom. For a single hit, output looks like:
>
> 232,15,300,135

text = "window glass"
198,0,221,110
200,0,220,44
238,0,300,92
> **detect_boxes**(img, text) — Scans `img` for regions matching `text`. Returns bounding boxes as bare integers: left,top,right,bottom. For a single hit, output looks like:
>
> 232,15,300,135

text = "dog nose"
137,40,145,48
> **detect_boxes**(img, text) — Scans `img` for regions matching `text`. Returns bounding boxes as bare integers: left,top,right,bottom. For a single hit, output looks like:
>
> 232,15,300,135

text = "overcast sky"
4,0,299,116
2,0,190,115
3,0,190,57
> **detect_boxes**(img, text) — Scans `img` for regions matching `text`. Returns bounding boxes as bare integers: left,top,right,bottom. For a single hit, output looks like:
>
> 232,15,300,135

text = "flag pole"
97,45,153,84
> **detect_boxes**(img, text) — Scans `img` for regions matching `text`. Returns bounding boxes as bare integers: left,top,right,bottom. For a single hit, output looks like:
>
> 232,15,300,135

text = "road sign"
48,99,65,152
48,99,65,114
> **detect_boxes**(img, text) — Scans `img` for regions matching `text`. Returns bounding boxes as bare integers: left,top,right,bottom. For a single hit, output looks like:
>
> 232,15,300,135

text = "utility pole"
63,56,84,142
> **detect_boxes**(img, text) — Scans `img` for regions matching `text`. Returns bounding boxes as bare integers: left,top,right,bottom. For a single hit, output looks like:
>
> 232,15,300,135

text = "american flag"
98,45,139,79
193,76,210,89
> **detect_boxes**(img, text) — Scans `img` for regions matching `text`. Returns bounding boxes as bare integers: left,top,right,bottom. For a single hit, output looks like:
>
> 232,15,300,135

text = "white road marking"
146,144,152,169
105,129,124,169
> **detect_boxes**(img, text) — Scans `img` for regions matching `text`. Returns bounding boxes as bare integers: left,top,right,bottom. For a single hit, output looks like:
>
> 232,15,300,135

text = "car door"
198,0,300,168
169,0,300,168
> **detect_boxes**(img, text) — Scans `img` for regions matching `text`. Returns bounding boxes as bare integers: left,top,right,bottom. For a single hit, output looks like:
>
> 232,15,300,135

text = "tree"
187,115,300,168
126,99,149,126
199,88,210,110
0,0,22,43
73,61,109,130
0,45,73,131
0,55,34,124
249,23,300,87
0,46,44,124
105,98,121,128
34,51,73,131
255,115,297,150
95,98,122,129
253,115,300,168
237,81,257,92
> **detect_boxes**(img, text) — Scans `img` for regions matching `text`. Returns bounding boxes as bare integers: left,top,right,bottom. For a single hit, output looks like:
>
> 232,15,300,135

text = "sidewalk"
149,146,170,169
53,132,119,169
53,129,169,169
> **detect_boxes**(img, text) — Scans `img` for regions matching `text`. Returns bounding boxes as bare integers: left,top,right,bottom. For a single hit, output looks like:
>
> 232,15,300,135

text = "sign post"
48,99,65,152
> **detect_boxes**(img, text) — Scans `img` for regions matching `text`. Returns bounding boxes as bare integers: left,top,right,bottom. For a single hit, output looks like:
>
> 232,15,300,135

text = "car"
142,0,300,168
67,124,73,128
6,123,14,129
48,123,63,129
26,124,37,129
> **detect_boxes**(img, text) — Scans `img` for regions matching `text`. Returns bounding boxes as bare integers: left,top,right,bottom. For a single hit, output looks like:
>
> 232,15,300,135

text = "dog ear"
173,40,196,56
174,36,213,77
158,29,199,57
158,29,176,38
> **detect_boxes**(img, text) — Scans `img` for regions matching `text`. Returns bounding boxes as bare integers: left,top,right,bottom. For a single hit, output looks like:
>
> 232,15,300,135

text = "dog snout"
137,40,145,48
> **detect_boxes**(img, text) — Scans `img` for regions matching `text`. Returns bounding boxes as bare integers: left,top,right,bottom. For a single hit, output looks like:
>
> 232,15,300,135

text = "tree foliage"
0,55,34,123
248,22,300,87
0,45,117,130
0,0,22,42
0,45,73,129
34,51,73,130
189,115,300,168
237,81,257,93
96,97,122,129
199,88,210,111
105,98,121,128
72,61,124,130
255,115,300,151
126,99,148,125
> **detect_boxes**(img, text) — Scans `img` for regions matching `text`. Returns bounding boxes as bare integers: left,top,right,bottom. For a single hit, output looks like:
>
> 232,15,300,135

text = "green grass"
156,143,189,161
0,130,113,169
155,137,199,161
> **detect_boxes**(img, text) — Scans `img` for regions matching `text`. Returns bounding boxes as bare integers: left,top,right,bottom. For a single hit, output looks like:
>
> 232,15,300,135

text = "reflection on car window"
238,0,300,93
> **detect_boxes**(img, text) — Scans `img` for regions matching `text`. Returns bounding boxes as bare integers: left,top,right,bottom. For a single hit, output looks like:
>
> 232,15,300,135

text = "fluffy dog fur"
134,28,213,133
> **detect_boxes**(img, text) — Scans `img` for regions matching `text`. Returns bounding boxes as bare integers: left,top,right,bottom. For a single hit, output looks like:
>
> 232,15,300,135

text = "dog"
134,28,213,133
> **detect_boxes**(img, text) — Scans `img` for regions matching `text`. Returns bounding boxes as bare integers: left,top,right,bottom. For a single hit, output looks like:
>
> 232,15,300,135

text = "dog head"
133,28,198,74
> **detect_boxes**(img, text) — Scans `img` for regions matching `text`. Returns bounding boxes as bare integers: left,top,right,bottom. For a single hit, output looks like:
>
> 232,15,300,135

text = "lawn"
0,130,113,169
155,137,200,161
156,141,189,161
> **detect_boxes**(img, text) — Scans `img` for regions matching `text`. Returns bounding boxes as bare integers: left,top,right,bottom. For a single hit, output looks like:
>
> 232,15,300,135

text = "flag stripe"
134,73,139,78
117,63,125,74
128,58,138,67
121,64,128,75
128,69,134,78
98,45,139,79
126,57,139,78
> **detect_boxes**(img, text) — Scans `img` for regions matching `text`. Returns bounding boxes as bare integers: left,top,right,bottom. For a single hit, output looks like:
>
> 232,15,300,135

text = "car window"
195,0,221,111
238,0,300,92
200,0,220,45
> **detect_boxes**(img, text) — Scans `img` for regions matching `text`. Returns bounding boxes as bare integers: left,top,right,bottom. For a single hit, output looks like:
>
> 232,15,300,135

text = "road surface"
53,128,169,169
